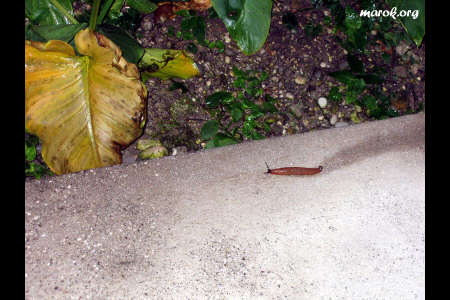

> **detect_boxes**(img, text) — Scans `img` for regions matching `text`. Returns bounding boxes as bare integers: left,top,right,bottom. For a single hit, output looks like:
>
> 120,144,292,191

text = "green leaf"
345,91,358,104
361,95,378,112
241,98,259,111
232,66,248,79
329,70,357,84
385,0,425,46
26,0,77,25
212,133,238,147
25,162,52,179
97,0,115,25
105,0,125,23
347,78,366,94
25,142,37,162
201,120,220,140
344,7,362,30
26,23,88,42
98,24,145,64
211,0,272,55
328,86,342,103
127,0,157,13
262,101,277,113
192,16,207,46
357,73,384,84
206,91,233,108
231,106,243,122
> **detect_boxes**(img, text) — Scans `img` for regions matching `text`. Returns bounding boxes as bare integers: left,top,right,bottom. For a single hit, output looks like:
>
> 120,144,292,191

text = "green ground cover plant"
315,0,424,119
201,67,278,148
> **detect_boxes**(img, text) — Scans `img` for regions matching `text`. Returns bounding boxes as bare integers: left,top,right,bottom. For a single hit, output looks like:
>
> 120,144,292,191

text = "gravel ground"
26,0,426,175
119,0,425,164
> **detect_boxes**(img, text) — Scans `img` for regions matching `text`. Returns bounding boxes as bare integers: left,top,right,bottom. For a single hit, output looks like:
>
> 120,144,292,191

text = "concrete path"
25,112,425,300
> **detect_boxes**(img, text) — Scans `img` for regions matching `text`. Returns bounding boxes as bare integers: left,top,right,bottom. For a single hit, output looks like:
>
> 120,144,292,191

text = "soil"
26,0,426,175
119,0,425,165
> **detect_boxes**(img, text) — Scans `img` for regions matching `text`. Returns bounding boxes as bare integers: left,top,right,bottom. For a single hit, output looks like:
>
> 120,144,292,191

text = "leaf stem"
49,0,79,24
89,0,102,31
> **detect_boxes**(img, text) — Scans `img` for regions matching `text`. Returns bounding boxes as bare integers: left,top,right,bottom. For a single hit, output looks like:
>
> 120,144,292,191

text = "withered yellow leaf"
25,29,147,175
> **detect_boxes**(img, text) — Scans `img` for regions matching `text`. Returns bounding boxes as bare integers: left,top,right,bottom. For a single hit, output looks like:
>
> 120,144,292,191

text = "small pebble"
320,62,327,68
225,56,231,64
318,97,327,108
330,114,338,125
286,92,294,100
295,76,306,85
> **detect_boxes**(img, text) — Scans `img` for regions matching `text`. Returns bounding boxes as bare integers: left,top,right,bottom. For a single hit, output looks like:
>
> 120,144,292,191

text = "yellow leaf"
139,48,200,80
25,29,147,175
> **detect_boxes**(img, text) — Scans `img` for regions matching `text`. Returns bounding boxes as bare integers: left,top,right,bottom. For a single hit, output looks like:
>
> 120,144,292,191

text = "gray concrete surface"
25,112,425,300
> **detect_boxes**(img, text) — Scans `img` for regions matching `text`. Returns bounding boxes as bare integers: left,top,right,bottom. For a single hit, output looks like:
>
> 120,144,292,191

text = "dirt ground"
117,0,425,164
26,0,425,174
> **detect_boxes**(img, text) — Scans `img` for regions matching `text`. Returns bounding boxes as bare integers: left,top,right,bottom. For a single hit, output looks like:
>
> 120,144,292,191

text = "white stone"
318,97,327,108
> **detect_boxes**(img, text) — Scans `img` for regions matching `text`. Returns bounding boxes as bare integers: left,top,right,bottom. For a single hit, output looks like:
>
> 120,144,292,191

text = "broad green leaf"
139,48,200,80
25,0,77,25
211,0,272,55
26,23,88,42
98,24,145,64
201,120,220,140
25,29,147,175
127,0,158,13
385,0,425,46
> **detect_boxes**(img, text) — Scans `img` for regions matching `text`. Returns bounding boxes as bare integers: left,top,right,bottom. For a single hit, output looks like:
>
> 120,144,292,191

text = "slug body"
265,162,323,176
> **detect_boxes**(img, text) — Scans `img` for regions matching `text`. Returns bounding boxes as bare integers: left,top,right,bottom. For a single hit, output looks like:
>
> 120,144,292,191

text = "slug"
265,162,323,176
